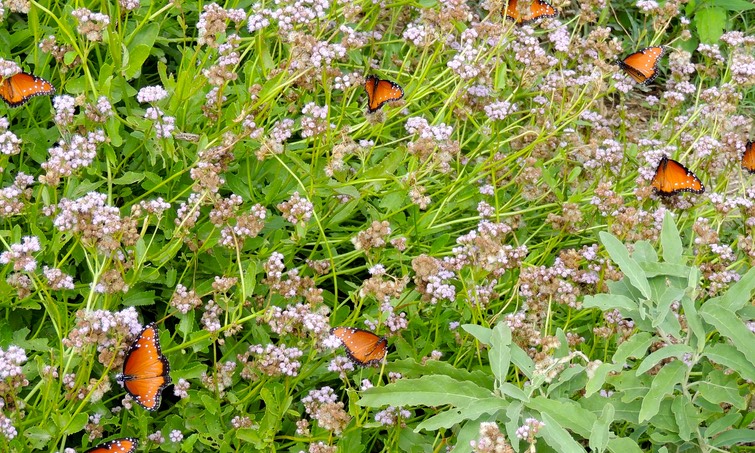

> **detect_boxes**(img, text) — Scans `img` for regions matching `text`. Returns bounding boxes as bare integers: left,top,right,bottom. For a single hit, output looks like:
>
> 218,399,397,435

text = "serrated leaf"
599,232,651,298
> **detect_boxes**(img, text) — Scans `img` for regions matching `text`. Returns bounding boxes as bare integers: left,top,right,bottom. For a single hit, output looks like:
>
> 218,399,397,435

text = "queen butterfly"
84,438,138,453
651,156,704,196
618,46,666,85
364,75,404,113
0,72,55,107
330,327,388,367
742,141,755,174
503,0,558,24
116,323,171,411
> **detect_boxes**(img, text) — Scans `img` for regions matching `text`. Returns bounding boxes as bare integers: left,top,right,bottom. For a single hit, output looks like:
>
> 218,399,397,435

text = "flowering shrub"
0,0,753,451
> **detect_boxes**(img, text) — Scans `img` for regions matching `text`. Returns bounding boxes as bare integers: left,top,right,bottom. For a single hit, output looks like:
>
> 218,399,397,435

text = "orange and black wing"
84,437,138,453
364,75,404,113
618,47,665,85
742,141,755,174
331,327,388,367
504,0,558,24
651,157,704,196
118,323,171,411
0,72,55,107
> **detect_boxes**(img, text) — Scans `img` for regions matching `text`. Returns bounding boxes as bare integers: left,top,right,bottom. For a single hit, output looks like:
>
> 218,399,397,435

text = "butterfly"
651,156,704,196
330,327,388,367
742,140,755,174
618,46,666,85
503,0,558,24
364,75,404,113
84,438,138,453
0,72,55,107
116,323,171,411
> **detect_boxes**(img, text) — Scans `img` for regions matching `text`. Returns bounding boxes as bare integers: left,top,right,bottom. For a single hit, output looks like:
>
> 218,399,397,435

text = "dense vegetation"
0,0,753,451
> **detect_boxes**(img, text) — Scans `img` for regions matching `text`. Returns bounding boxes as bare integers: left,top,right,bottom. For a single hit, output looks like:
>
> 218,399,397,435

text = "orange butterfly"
742,140,755,174
503,0,558,24
0,72,55,107
364,75,404,113
84,438,138,453
651,156,704,196
116,323,171,411
618,47,666,85
331,327,388,367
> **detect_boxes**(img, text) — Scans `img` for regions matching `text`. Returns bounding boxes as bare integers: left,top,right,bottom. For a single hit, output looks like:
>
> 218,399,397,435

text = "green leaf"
681,296,706,352
112,171,145,185
671,395,696,441
125,23,159,79
639,360,686,422
703,343,755,382
707,0,755,10
719,266,755,311
585,363,622,397
528,397,594,437
121,290,156,306
660,212,682,264
705,412,742,438
63,413,88,435
599,232,652,298
461,324,492,345
710,429,755,447
606,437,643,453
697,370,746,410
539,412,586,453
359,375,492,408
489,322,511,383
694,7,726,44
636,344,693,375
582,294,637,311
589,403,614,452
700,300,755,359
414,397,508,431
613,332,653,364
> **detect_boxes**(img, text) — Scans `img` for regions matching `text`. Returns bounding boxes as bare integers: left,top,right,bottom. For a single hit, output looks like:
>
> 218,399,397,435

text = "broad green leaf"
528,397,594,437
585,363,622,397
719,266,755,311
710,429,755,447
697,370,746,409
707,0,755,10
703,343,755,382
704,412,742,438
636,344,693,375
112,171,145,185
122,290,156,306
606,437,643,453
671,395,696,441
681,296,706,352
63,413,88,435
462,324,492,345
599,232,651,298
589,403,614,453
510,341,535,379
660,212,682,264
388,358,494,390
489,322,511,383
694,7,726,43
414,397,508,431
582,294,637,311
700,301,755,359
539,412,586,453
613,332,653,364
639,361,686,422
359,375,491,408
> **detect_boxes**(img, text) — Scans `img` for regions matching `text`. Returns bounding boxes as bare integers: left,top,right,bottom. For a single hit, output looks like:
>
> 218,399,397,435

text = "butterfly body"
330,327,388,367
0,72,55,107
84,437,138,453
364,75,404,113
504,0,558,24
618,46,666,85
116,323,171,411
651,156,704,196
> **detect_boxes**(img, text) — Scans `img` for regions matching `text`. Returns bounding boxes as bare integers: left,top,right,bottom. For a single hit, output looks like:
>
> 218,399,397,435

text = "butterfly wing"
504,0,557,24
0,72,55,107
83,438,138,453
331,327,388,367
651,157,704,195
119,323,171,411
365,75,404,113
742,141,755,174
619,47,665,85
